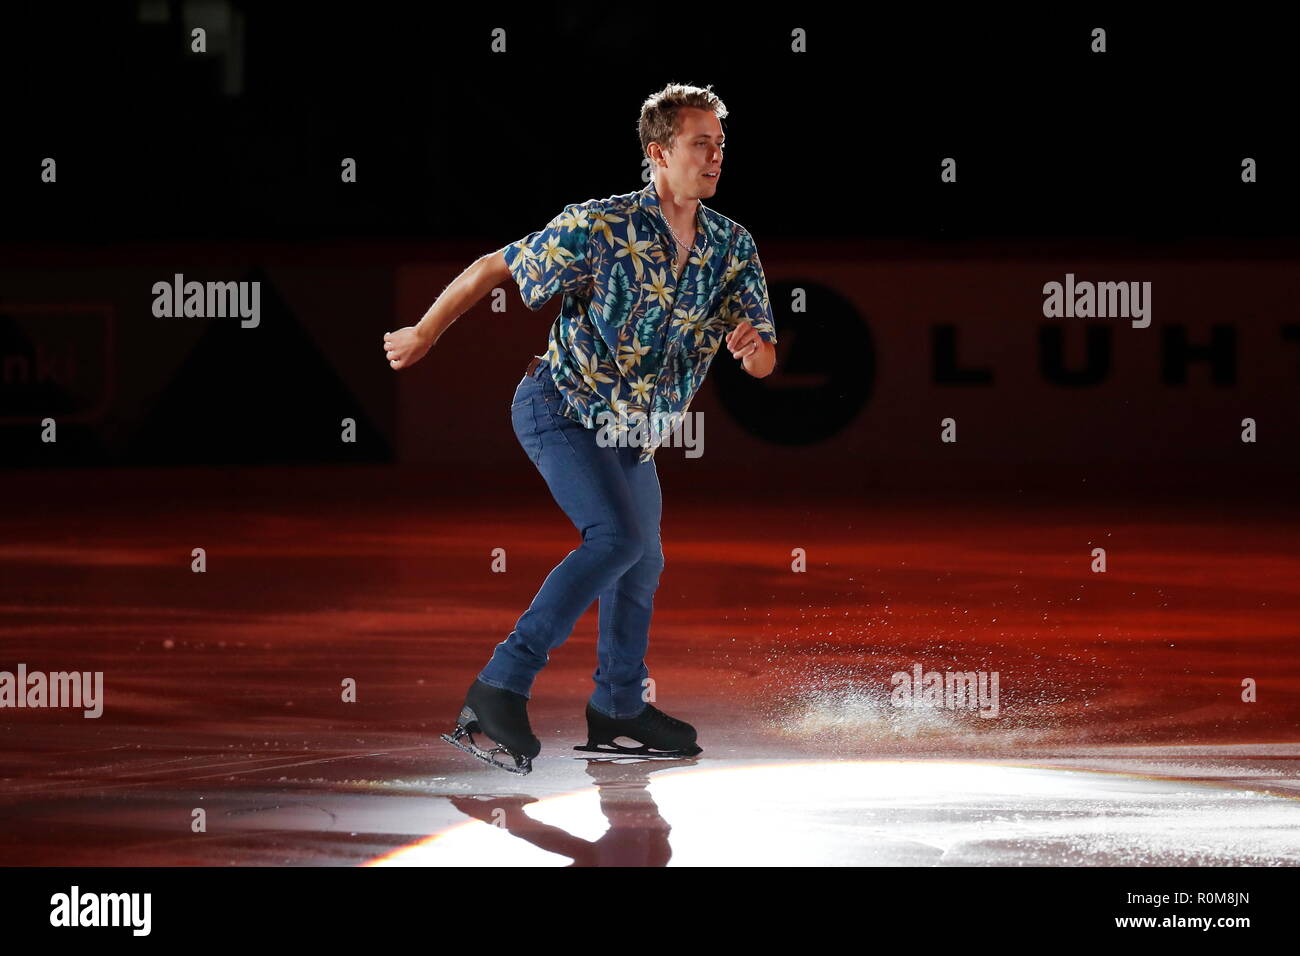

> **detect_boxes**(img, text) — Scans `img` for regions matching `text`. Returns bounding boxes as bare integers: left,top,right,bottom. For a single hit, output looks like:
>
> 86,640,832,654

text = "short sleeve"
719,229,777,344
502,202,595,311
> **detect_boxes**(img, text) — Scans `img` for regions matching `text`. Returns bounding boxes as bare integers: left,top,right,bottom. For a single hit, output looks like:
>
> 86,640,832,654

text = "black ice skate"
440,679,541,775
575,701,703,759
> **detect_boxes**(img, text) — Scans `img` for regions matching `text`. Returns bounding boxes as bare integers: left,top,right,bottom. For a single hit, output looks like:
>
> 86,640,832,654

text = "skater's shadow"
447,757,699,866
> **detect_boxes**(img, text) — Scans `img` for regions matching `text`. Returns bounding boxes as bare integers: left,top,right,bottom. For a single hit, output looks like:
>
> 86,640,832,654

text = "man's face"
656,107,724,199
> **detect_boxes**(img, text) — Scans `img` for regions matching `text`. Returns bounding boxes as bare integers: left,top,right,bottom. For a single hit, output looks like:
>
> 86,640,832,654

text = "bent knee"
639,543,665,574
583,524,646,569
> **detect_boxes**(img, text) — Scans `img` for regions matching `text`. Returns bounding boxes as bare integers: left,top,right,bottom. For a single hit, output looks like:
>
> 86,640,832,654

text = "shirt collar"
639,179,706,239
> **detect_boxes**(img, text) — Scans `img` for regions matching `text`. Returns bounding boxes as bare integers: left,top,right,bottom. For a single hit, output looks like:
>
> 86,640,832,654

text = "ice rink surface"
2,470,1297,866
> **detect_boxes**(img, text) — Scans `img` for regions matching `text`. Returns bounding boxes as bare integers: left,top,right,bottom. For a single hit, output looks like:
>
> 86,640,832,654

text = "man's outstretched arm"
383,249,512,370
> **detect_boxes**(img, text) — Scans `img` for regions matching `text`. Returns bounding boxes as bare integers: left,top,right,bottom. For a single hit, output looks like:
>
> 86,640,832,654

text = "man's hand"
726,322,775,377
384,325,434,370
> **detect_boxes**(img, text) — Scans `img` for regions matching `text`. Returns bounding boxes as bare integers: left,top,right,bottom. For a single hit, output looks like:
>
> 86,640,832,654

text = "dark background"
3,4,1295,242
1,3,1297,490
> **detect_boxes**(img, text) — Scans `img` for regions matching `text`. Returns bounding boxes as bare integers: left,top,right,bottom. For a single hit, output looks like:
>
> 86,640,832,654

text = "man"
383,82,777,773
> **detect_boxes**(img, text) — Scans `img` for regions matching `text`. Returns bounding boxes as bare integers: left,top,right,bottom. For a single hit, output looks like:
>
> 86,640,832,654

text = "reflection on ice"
370,761,1300,866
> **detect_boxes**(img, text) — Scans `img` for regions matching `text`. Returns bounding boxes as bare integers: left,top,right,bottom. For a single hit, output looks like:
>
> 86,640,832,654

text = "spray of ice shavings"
774,681,962,742
768,678,1081,756
748,635,1093,754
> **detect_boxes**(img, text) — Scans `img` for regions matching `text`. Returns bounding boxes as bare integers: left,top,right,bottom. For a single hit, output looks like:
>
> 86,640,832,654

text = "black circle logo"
713,279,874,445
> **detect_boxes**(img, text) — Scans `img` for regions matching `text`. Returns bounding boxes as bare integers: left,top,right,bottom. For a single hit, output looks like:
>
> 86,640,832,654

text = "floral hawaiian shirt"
503,179,778,463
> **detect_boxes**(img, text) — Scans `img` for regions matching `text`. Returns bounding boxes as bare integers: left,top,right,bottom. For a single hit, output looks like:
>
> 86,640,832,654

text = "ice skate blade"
441,728,533,775
571,752,698,765
574,742,702,759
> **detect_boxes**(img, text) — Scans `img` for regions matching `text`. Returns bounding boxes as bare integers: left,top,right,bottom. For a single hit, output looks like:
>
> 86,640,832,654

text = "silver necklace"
665,212,696,283
663,205,697,253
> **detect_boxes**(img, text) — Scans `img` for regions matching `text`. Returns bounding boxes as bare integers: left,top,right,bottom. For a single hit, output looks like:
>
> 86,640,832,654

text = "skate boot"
575,701,703,758
441,679,541,775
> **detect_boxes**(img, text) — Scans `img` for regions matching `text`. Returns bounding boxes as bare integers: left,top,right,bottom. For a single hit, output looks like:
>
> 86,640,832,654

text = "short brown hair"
638,83,728,164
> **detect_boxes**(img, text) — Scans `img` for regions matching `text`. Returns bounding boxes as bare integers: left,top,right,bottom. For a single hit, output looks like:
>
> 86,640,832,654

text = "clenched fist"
384,326,433,370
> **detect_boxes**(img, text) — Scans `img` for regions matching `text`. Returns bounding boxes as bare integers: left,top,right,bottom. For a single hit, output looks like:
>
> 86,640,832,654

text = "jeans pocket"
511,396,543,465
535,386,589,458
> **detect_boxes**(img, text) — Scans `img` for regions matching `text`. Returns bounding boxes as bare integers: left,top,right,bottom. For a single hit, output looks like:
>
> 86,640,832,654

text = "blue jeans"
477,359,664,719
